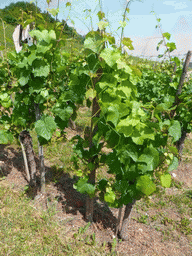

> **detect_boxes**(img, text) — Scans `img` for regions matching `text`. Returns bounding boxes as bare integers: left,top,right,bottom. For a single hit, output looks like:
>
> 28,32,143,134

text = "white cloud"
163,1,188,10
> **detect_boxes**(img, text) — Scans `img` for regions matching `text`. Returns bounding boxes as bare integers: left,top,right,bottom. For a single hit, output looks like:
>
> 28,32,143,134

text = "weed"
151,214,158,221
161,217,174,225
171,180,184,189
0,185,109,255
185,190,192,199
162,230,171,241
179,217,191,235
85,233,96,246
133,214,149,224
111,238,118,254
47,198,58,217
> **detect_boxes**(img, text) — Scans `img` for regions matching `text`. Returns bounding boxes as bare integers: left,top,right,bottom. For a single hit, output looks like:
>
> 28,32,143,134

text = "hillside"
0,1,84,55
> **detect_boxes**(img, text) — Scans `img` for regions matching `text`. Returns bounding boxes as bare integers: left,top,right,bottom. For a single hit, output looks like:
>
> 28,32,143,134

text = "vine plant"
1,1,191,241
0,6,82,190
71,11,182,239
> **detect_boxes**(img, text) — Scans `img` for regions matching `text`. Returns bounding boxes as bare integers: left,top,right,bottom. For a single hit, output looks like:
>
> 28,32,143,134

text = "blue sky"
1,0,192,58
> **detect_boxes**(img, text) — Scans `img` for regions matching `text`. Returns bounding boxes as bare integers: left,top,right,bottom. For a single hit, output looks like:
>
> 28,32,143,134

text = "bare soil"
0,133,192,255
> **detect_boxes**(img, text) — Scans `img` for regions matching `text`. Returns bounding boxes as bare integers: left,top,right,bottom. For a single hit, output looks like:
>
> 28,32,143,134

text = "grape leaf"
122,37,134,50
52,106,73,121
138,146,159,171
73,177,95,198
100,48,121,68
104,187,116,203
160,173,172,188
0,130,13,144
32,59,50,77
35,115,56,141
136,175,156,196
168,120,181,142
168,156,179,172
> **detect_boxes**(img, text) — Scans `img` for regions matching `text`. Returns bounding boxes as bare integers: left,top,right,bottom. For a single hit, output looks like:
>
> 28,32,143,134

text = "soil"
0,131,192,256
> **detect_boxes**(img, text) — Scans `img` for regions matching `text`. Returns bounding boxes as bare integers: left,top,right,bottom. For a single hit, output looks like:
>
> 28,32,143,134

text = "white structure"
12,24,33,53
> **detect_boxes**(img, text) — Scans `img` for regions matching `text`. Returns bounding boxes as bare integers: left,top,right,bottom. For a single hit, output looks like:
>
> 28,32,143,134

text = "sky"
1,0,192,59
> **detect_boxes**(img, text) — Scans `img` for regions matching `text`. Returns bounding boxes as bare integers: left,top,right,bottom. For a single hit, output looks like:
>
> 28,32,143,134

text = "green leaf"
84,35,104,54
36,43,53,54
122,37,134,50
138,146,159,171
85,88,96,100
18,70,30,86
156,40,163,51
116,86,132,99
104,33,115,45
114,180,129,193
119,20,127,28
162,32,171,40
86,53,100,73
27,52,38,66
117,119,133,137
98,179,108,191
0,93,12,108
167,42,176,52
97,21,109,31
106,105,119,126
32,59,50,77
88,162,95,171
104,187,116,203
100,48,121,68
105,129,120,148
29,77,44,93
52,106,73,121
116,59,132,74
171,57,180,66
124,144,138,162
132,126,155,145
73,177,95,198
97,11,105,21
46,8,59,17
156,102,173,111
160,173,171,188
169,82,178,89
136,175,156,196
168,120,181,142
0,130,13,144
168,146,178,155
66,2,71,7
168,157,179,172
75,169,83,177
40,89,49,98
17,57,28,68
29,30,56,44
35,115,56,141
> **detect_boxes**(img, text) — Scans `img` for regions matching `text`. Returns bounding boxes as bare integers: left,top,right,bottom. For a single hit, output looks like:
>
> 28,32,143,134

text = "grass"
182,135,192,163
133,187,192,241
0,185,115,255
0,22,15,51
1,107,192,253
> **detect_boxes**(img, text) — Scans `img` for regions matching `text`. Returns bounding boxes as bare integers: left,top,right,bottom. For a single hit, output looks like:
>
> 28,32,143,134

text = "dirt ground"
0,136,192,255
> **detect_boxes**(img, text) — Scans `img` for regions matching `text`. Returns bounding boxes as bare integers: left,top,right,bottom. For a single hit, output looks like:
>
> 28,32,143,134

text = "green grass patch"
133,188,192,241
182,135,192,163
0,185,112,255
